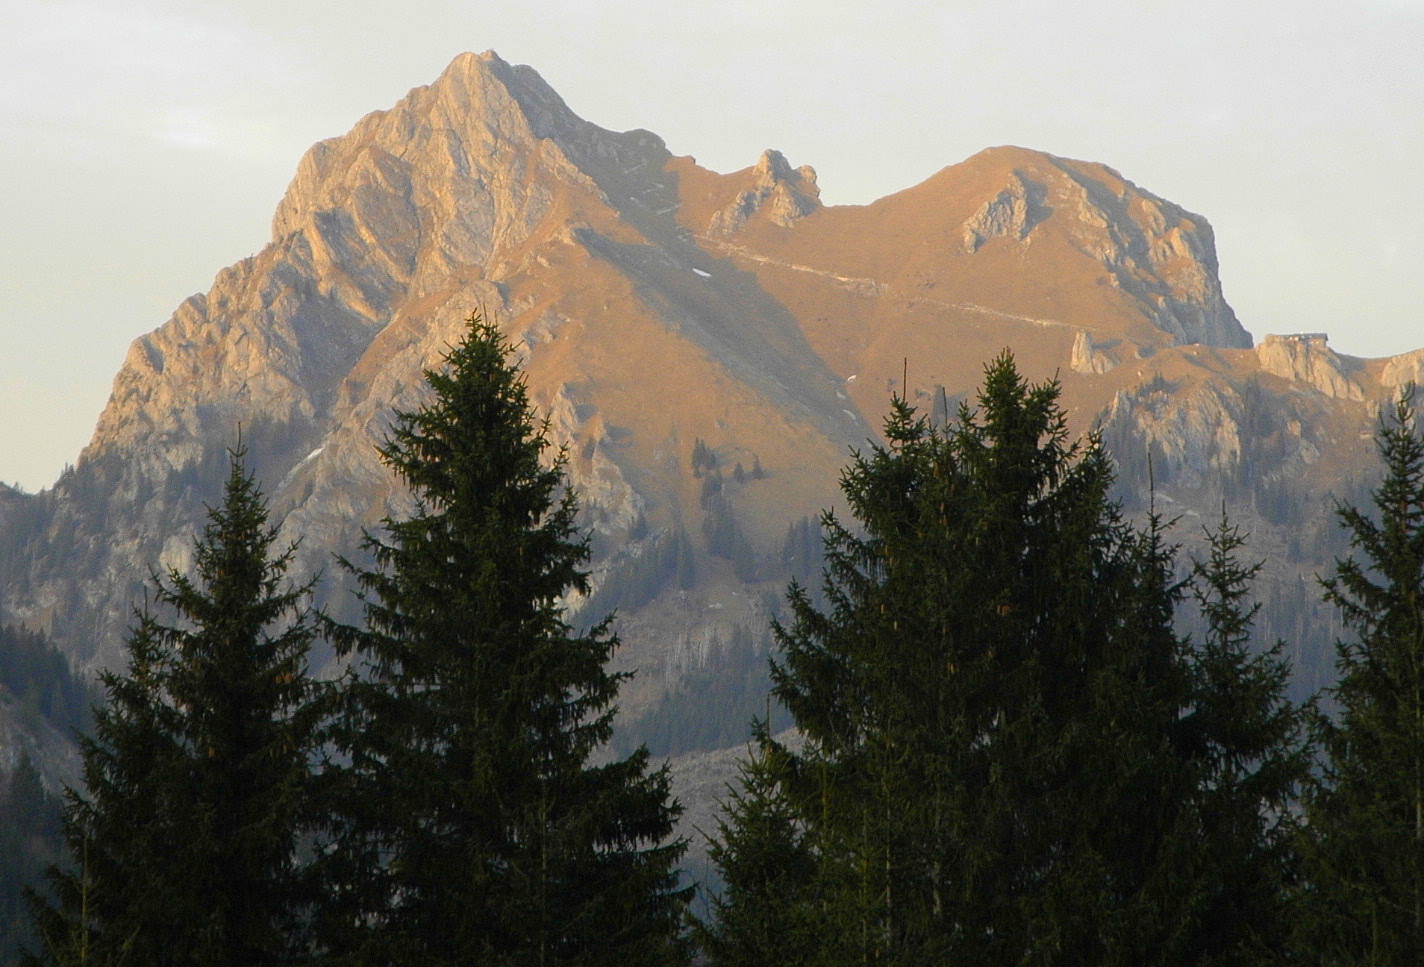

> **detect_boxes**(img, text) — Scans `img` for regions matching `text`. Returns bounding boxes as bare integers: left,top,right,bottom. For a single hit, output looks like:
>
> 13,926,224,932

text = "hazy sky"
2,0,1420,491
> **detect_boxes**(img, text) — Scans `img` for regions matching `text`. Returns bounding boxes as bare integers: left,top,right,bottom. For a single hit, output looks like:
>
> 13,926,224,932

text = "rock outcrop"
709,149,821,235
1379,347,1424,393
1256,333,1365,401
1070,330,1118,374
961,173,1042,253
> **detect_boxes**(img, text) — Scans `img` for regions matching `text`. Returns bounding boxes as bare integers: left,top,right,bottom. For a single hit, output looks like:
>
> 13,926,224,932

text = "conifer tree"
695,729,820,967
319,312,689,966
1185,509,1310,965
28,448,323,967
710,354,1202,965
2,755,63,964
1301,387,1424,965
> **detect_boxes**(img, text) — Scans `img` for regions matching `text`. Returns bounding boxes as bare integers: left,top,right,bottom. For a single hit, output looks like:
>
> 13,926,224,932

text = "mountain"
0,51,1412,789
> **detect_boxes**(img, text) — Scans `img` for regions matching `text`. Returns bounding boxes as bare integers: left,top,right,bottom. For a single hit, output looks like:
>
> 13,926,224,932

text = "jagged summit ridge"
2,49,1316,687
271,50,591,242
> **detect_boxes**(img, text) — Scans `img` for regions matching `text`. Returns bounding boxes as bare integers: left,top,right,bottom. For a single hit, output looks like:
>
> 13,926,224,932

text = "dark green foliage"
1300,389,1424,965
694,732,821,967
27,448,324,967
702,496,758,582
778,516,822,586
676,526,698,590
1185,509,1311,964
709,354,1211,965
0,625,97,738
691,439,718,478
0,623,95,962
319,313,689,966
1,756,64,965
699,470,723,507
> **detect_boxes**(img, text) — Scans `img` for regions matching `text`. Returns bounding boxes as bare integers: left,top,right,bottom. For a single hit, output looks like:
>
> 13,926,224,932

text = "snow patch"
278,447,325,489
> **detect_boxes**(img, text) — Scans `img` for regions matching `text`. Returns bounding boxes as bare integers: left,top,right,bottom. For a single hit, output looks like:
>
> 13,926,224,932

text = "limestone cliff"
1256,333,1365,401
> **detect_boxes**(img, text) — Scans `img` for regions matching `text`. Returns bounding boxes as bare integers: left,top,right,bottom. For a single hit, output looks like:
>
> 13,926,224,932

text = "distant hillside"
0,625,89,964
0,624,87,790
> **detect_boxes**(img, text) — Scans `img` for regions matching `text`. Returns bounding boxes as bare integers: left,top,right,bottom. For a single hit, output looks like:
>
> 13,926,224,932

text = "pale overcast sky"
1,0,1420,491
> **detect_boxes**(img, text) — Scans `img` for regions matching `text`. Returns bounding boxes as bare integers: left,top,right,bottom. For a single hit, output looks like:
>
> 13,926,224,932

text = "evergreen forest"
5,316,1424,964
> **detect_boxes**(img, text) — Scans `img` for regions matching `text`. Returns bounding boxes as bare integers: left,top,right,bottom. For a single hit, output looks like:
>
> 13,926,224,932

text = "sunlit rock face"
1,51,1419,794
1256,333,1366,401
708,149,821,235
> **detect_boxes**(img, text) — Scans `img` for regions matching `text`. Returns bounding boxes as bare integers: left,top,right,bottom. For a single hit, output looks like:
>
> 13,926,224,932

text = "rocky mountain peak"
708,148,821,235
269,48,596,246
4,51,1281,688
84,53,680,482
892,146,1251,350
1041,155,1250,350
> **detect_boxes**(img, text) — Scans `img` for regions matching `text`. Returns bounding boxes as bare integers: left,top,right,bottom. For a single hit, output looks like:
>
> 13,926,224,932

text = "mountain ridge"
0,51,1410,753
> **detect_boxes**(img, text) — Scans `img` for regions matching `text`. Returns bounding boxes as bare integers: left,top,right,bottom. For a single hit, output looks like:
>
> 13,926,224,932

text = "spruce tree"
710,354,1202,965
695,728,821,967
1301,387,1424,964
27,448,323,967
1185,509,1310,965
319,313,689,966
